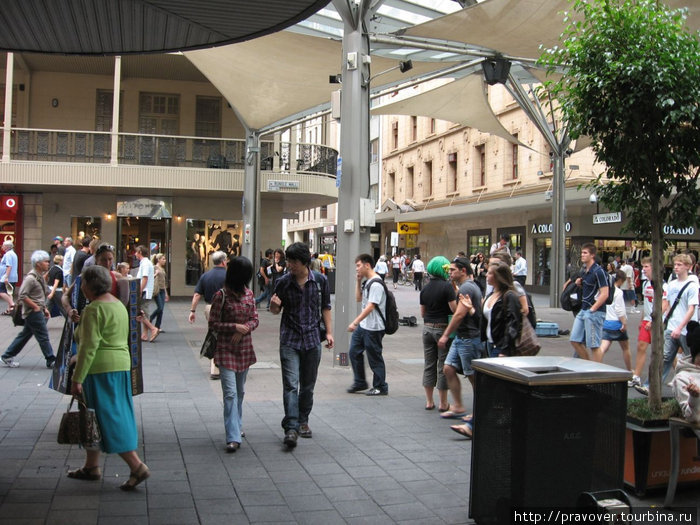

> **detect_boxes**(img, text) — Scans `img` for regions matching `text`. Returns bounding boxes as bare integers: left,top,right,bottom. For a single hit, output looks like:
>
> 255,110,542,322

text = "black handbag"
200,289,225,359
12,302,24,326
57,395,102,447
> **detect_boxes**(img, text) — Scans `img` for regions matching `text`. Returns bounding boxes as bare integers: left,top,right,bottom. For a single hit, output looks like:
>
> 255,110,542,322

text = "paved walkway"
0,285,698,524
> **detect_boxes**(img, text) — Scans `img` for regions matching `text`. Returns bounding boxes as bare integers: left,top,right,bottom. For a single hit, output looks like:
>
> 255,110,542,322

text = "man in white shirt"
411,255,426,291
489,234,510,256
347,254,388,396
62,237,76,288
135,245,160,342
661,253,699,383
512,250,527,286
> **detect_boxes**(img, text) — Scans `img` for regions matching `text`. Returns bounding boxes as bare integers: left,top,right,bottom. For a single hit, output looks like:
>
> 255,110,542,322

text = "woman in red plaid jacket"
208,256,259,453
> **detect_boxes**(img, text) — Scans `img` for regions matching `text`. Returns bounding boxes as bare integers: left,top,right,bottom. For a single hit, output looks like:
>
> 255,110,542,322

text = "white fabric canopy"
405,0,699,61
186,31,448,130
371,73,522,145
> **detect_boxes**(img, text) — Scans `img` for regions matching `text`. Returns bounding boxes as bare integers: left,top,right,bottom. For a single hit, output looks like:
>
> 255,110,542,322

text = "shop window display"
186,219,242,285
71,216,101,241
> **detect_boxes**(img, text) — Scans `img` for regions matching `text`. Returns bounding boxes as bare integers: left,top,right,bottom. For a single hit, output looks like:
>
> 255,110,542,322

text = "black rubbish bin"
469,356,630,524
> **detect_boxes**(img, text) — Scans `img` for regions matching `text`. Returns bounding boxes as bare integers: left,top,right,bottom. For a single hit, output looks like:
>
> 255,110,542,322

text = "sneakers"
1,356,19,368
628,375,641,388
283,429,298,448
298,423,312,438
46,356,56,369
634,384,649,396
366,388,388,396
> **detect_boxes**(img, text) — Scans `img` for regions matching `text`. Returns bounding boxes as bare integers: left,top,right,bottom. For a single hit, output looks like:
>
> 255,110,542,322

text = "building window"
406,166,414,200
423,160,432,199
510,135,519,180
139,92,179,135
468,229,491,258
320,205,328,219
370,139,379,164
95,89,123,131
475,144,486,187
411,116,417,142
195,96,222,137
430,118,436,135
387,171,395,200
392,121,398,150
447,152,458,193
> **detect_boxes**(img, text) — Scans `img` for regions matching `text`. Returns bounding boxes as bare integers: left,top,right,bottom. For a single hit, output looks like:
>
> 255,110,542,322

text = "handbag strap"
217,288,226,322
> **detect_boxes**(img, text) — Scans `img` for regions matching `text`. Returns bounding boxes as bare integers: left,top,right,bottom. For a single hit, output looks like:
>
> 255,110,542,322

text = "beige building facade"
0,52,337,295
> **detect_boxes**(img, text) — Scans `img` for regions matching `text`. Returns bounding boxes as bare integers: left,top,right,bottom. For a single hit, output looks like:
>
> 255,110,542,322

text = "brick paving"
0,285,698,524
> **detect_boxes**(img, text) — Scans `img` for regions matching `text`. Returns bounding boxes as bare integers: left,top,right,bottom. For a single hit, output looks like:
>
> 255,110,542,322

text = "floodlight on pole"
364,59,413,85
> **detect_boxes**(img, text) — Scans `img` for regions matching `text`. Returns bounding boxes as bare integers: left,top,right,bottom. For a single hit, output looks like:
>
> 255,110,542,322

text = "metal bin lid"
472,356,632,386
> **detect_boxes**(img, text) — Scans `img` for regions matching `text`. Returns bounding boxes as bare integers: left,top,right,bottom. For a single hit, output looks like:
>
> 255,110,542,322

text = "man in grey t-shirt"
438,257,483,416
347,254,388,396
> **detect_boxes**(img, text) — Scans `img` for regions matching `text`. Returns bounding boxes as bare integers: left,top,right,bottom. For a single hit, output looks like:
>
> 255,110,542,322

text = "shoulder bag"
515,312,541,356
200,289,225,359
663,281,692,330
57,394,102,447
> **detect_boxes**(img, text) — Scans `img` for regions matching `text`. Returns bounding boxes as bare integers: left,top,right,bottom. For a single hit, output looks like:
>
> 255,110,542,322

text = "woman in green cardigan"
67,265,150,491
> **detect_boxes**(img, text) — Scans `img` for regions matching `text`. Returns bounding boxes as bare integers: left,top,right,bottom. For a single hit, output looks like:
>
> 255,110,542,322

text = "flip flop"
462,414,473,422
440,410,467,419
450,424,473,439
149,329,160,343
425,404,435,410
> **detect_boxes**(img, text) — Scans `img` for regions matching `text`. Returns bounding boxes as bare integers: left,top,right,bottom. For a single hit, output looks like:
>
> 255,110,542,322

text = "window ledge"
503,179,519,186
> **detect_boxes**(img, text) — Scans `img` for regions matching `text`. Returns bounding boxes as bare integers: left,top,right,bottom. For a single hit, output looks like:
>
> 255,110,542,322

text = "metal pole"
242,128,260,280
550,147,568,307
332,0,372,361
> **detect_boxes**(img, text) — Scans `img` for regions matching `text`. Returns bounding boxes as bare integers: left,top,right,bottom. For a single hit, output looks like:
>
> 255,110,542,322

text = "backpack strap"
663,281,692,327
364,277,387,326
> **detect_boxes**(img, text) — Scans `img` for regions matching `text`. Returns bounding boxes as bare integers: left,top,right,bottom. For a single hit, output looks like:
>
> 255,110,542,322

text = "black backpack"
604,273,616,305
367,277,399,335
560,280,582,312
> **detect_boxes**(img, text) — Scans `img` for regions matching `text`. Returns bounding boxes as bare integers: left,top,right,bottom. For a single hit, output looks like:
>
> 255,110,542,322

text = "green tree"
539,0,700,411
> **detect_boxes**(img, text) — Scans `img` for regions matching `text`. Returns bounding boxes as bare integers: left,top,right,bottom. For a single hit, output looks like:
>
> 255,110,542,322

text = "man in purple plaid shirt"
270,242,334,449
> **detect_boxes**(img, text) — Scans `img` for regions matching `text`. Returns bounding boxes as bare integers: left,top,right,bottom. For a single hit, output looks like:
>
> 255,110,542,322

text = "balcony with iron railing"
0,128,338,177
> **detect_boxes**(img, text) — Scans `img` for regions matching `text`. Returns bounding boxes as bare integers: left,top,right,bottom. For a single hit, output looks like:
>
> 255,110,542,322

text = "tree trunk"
648,213,664,413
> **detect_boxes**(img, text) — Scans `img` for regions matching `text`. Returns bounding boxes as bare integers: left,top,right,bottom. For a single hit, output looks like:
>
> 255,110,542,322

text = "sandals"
120,462,150,491
67,465,102,480
1,306,14,316
450,424,473,439
149,329,161,343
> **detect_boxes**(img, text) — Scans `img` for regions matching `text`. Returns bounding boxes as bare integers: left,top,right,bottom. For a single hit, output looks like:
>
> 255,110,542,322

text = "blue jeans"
349,326,387,391
279,344,322,432
219,367,248,444
444,336,483,376
570,308,605,349
149,289,166,328
255,282,271,306
3,309,55,361
662,329,689,384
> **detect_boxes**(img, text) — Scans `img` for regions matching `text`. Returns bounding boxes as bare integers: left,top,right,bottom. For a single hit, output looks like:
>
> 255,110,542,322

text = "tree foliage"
539,0,700,410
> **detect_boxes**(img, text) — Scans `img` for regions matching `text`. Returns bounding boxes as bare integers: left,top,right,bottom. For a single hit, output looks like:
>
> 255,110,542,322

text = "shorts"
570,308,605,349
602,328,628,342
638,320,652,344
0,282,13,294
138,296,156,317
444,336,483,376
623,290,636,302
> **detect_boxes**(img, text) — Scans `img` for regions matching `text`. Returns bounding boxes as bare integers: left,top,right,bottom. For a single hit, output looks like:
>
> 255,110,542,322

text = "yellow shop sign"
397,222,420,235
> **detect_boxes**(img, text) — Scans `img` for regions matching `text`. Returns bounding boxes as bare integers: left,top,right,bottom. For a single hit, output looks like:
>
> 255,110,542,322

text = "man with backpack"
347,254,389,396
570,243,609,361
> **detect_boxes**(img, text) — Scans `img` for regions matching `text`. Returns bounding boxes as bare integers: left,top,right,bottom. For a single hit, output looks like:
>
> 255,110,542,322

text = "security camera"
589,194,597,204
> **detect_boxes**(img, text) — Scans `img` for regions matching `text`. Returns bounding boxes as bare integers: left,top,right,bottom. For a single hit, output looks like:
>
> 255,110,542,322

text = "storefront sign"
323,225,335,233
268,180,300,191
397,222,420,235
321,235,336,244
370,233,380,242
664,225,695,236
530,222,571,235
593,212,622,224
117,197,172,218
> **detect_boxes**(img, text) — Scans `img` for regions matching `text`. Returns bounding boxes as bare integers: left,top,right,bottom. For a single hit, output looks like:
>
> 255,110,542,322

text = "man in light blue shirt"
0,241,18,314
512,250,527,286
62,237,76,287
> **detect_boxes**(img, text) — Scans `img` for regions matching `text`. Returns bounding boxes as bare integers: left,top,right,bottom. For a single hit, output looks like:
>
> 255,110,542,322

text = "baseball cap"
53,236,64,241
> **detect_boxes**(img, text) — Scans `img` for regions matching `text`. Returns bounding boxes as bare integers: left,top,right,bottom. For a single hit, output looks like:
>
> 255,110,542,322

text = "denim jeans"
254,283,271,307
662,329,690,384
3,309,55,361
219,366,248,444
279,344,322,432
149,289,166,328
348,326,387,391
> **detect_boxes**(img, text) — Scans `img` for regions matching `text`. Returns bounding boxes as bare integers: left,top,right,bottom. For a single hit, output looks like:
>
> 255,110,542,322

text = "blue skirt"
83,371,138,454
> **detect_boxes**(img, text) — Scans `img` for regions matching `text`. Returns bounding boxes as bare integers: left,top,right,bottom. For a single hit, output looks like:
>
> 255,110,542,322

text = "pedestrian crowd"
3,233,700,493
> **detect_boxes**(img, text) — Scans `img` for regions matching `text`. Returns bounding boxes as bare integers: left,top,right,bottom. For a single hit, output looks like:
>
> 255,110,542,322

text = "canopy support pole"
332,0,374,363
242,128,261,282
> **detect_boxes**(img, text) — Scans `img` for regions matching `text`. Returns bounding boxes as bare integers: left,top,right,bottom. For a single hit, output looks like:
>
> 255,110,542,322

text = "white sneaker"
1,356,19,368
628,375,641,388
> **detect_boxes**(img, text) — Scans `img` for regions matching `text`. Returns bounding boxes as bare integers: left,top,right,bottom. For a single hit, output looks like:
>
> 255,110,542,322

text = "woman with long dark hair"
481,261,522,358
208,256,259,452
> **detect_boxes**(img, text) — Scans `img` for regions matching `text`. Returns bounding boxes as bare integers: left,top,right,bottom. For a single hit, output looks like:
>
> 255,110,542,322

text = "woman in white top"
600,270,630,368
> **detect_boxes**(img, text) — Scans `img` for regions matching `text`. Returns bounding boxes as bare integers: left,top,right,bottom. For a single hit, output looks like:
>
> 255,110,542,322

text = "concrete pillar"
242,129,260,276
332,0,372,359
3,53,14,163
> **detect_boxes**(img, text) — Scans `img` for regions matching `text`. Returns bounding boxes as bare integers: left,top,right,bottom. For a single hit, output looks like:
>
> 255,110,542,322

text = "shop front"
0,195,23,283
